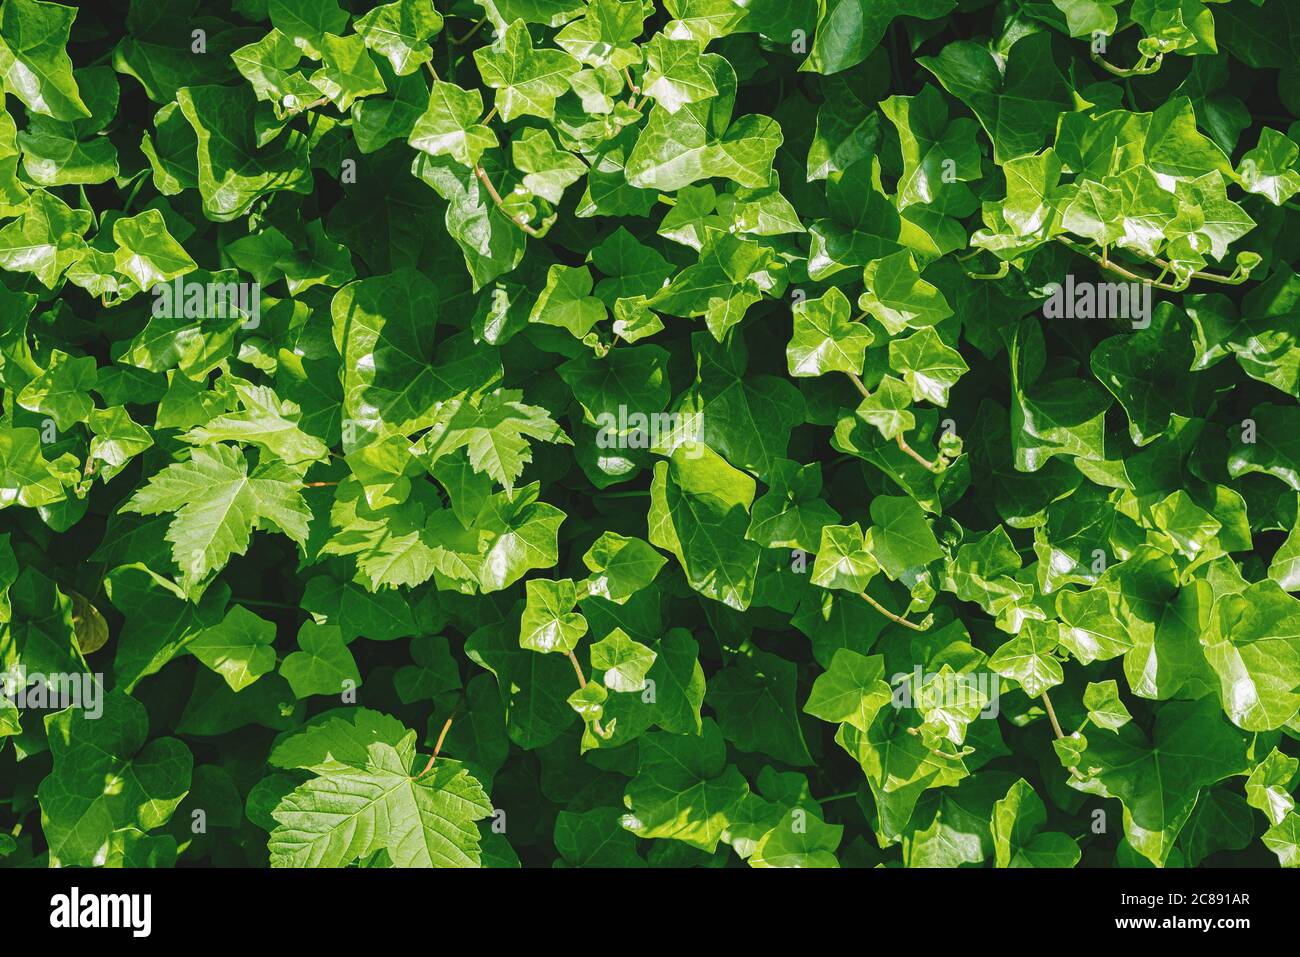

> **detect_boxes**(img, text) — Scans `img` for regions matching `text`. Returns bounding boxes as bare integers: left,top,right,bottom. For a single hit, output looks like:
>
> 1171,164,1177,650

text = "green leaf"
310,32,387,111
988,620,1064,698
354,0,444,76
520,577,587,653
39,689,192,867
811,523,879,593
188,604,277,692
802,0,954,76
803,648,892,732
581,531,666,603
1083,679,1133,731
622,720,748,852
176,84,312,221
280,621,361,698
649,444,760,611
641,33,717,114
1203,580,1300,731
269,713,492,867
474,18,581,122
919,33,1072,163
0,0,90,120
590,627,656,691
787,287,872,377
122,443,311,589
1069,698,1255,866
408,80,497,167
17,348,96,430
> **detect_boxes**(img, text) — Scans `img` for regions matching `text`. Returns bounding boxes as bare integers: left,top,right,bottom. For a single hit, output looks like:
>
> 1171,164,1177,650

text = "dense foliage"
2,0,1300,870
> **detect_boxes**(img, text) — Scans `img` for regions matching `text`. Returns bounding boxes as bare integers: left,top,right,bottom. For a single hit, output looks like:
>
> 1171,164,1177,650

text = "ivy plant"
1,0,1299,870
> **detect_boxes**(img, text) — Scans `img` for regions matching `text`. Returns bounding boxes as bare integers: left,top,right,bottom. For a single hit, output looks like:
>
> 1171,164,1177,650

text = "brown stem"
473,164,548,237
896,434,942,472
857,590,933,632
418,698,463,775
1053,235,1250,291
847,372,942,472
1041,690,1065,740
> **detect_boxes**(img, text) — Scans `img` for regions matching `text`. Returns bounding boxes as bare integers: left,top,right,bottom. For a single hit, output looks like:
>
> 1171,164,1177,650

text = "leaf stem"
962,260,1010,280
1040,690,1065,740
567,650,611,739
847,372,943,472
896,434,942,472
857,590,933,632
421,716,455,774
450,18,487,46
1091,49,1162,77
473,164,550,237
1054,235,1247,290
283,95,328,117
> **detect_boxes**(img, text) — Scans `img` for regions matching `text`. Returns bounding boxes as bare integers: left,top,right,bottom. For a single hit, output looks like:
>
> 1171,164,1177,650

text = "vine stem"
846,372,943,472
450,18,487,46
473,164,548,237
1041,690,1065,740
1054,235,1247,290
857,591,933,632
284,95,328,117
419,698,464,776
1091,49,1162,77
567,651,610,739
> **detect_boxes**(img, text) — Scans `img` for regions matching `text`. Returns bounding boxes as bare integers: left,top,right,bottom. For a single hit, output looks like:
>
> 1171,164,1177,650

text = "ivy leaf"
188,604,277,692
474,18,581,122
408,80,497,168
787,287,872,377
1083,679,1133,731
988,620,1065,698
530,263,607,337
991,779,1080,867
1245,748,1298,826
0,0,90,121
590,627,656,691
1069,697,1255,866
520,578,587,653
803,648,892,732
919,33,1072,163
38,689,192,867
582,531,666,603
1203,580,1300,731
176,84,312,221
641,33,717,114
354,0,444,76
310,32,387,111
622,719,749,852
512,127,585,203
802,0,954,76
280,621,361,699
111,209,197,291
17,348,95,430
811,523,879,593
649,444,760,611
